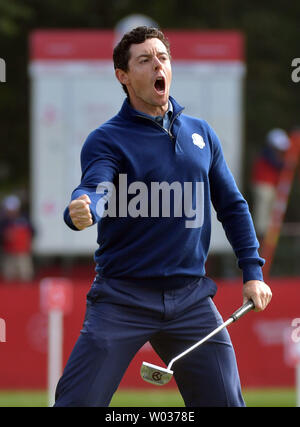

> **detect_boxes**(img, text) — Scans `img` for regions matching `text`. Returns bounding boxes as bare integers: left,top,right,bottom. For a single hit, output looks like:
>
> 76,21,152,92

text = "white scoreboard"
29,30,245,255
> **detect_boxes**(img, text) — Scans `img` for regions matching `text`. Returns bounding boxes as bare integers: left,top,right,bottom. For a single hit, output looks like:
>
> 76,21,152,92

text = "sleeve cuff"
63,207,79,231
241,262,264,283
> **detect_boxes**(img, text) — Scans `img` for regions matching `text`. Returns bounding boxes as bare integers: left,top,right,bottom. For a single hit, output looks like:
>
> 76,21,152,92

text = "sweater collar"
118,96,184,122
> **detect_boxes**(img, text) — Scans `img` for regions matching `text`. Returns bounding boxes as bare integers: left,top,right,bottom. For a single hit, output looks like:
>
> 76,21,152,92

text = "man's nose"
153,57,163,70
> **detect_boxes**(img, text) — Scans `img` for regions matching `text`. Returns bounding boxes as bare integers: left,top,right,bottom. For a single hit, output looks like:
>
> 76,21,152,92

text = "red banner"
30,30,244,62
0,277,299,389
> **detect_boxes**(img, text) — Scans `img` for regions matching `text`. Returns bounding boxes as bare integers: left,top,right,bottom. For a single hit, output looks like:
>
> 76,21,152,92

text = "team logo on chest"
192,133,205,149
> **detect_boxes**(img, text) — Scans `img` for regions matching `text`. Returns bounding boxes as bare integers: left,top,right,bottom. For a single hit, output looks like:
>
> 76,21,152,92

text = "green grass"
0,390,47,407
243,388,296,407
0,388,296,407
110,389,185,407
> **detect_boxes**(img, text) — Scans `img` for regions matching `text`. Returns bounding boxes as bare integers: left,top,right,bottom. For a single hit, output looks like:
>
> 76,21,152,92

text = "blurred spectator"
0,195,34,282
251,128,290,241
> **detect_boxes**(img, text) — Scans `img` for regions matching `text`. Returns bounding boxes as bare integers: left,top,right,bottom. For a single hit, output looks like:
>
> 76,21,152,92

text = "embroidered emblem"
192,133,205,149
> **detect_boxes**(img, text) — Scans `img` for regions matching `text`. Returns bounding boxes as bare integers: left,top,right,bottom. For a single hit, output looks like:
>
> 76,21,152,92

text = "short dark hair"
113,26,171,95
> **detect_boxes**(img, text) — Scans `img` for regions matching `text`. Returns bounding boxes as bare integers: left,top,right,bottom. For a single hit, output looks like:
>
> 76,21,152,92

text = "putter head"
140,362,173,386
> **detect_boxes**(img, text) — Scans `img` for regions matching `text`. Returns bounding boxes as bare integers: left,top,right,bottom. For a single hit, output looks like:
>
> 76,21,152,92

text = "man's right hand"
69,194,93,230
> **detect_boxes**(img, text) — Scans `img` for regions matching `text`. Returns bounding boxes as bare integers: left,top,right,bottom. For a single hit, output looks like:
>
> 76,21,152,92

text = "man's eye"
140,59,148,63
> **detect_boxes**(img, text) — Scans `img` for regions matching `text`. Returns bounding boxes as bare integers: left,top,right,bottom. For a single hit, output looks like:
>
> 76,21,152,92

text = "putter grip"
230,300,255,322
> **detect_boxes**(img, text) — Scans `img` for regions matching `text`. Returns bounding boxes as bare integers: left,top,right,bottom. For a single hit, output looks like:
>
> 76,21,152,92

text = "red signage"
29,30,244,62
0,277,299,389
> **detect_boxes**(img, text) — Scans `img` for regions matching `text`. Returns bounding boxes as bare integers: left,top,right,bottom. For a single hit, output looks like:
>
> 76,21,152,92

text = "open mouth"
154,76,166,94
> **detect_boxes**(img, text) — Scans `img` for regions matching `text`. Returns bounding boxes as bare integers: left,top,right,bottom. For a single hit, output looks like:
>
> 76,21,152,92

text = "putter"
140,299,255,386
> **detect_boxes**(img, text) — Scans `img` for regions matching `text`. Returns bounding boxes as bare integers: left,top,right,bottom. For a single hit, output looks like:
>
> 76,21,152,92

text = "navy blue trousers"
54,276,245,407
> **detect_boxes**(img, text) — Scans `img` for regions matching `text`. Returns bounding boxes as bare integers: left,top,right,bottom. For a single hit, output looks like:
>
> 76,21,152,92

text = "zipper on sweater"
135,111,181,141
168,112,182,139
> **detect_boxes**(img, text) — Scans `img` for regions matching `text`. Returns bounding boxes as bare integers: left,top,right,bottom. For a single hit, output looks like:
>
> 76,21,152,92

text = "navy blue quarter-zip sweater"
64,96,264,287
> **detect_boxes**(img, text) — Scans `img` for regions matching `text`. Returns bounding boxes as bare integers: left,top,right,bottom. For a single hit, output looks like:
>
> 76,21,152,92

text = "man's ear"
115,68,129,86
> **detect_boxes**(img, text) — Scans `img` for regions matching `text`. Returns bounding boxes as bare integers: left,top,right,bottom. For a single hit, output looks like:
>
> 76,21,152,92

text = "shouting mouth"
154,76,166,95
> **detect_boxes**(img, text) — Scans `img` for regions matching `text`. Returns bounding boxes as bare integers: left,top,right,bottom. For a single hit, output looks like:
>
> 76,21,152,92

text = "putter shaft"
140,300,254,385
167,299,254,371
167,318,233,370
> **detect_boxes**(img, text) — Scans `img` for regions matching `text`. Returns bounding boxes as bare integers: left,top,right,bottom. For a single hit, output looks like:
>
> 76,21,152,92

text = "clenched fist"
243,280,272,312
69,194,93,230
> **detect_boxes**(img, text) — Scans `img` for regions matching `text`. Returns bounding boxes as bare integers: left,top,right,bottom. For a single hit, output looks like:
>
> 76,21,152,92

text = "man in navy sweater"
55,27,272,407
